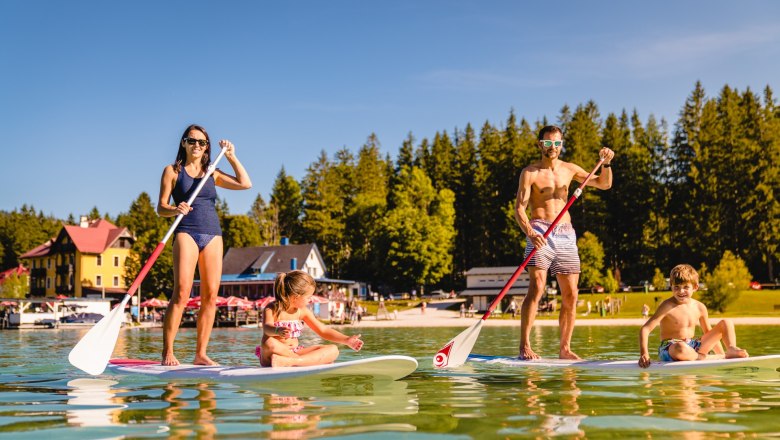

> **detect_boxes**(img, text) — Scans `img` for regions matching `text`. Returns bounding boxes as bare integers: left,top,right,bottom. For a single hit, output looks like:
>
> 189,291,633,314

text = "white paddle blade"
433,320,483,369
68,303,126,375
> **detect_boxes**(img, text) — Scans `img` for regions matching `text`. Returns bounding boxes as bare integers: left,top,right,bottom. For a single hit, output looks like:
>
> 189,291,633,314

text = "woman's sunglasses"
183,137,209,147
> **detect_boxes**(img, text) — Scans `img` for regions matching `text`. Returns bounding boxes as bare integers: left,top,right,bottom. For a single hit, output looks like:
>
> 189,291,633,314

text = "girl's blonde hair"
272,270,315,316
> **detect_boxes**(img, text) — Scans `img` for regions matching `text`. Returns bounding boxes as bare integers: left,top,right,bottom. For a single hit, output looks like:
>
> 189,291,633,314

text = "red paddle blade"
433,320,483,369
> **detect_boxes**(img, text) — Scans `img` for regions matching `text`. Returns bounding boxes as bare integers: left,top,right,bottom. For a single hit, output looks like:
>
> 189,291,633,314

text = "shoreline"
334,300,780,328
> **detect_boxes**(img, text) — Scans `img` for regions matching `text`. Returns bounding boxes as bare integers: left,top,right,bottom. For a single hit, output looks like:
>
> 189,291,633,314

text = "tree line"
1,81,777,297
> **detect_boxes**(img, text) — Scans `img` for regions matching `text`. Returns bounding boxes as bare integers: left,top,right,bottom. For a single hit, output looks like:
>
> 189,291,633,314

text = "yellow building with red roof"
20,216,135,298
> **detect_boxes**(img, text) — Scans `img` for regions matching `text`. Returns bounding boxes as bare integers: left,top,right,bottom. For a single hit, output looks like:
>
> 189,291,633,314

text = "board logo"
433,341,453,368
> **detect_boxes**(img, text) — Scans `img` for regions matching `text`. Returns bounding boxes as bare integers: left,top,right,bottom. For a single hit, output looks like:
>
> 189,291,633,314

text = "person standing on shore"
514,125,614,360
158,124,252,366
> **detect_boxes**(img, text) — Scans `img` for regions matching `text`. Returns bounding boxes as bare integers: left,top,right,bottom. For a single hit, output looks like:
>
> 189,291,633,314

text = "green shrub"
700,251,752,313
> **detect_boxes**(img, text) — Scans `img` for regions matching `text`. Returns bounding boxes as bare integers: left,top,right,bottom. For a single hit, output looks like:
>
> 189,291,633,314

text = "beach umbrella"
255,297,275,309
139,298,168,308
186,296,228,308
224,296,253,308
309,295,329,304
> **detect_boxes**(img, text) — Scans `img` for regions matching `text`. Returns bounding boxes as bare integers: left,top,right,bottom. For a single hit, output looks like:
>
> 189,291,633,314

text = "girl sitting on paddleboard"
256,270,364,367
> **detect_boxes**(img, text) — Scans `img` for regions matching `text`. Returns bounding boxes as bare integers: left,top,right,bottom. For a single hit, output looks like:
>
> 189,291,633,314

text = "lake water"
1,324,779,438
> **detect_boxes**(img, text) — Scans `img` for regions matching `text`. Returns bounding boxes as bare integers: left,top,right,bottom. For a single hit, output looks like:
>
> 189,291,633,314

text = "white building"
459,267,530,312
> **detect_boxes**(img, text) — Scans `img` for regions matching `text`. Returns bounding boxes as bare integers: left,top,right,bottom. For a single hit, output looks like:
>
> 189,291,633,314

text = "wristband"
602,163,611,168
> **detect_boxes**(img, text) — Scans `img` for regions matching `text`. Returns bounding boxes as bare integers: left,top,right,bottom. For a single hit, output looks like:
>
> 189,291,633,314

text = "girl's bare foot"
194,355,219,366
162,351,180,366
725,346,749,359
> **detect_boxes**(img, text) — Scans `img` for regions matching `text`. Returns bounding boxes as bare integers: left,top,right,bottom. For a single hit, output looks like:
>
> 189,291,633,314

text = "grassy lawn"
350,290,780,319
533,290,780,320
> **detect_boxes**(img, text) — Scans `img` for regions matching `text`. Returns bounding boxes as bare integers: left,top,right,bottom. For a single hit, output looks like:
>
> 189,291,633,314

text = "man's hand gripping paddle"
433,157,606,369
68,147,228,375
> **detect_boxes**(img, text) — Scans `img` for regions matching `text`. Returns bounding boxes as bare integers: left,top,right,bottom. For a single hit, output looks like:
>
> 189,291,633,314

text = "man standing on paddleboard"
514,125,614,360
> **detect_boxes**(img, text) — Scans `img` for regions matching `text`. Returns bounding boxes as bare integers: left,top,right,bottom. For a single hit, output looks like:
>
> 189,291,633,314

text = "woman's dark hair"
173,124,211,173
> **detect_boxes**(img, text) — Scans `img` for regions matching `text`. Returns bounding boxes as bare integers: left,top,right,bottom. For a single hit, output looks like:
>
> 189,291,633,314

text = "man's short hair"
537,125,563,141
669,264,699,286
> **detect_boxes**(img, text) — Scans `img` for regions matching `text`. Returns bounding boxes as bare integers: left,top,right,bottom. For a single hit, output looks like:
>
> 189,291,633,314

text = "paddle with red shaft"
68,146,228,375
433,157,606,369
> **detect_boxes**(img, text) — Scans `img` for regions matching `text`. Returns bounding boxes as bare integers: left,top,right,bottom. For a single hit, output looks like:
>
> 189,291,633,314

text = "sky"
2,1,779,221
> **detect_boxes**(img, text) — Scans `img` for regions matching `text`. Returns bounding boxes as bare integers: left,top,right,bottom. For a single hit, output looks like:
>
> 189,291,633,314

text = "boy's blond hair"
669,264,699,286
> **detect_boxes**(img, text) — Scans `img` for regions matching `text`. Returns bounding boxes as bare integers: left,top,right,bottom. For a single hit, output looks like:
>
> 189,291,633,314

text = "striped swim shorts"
523,219,581,276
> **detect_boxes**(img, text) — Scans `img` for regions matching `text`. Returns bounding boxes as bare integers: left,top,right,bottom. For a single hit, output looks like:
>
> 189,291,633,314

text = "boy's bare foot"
162,351,180,366
194,355,219,366
518,346,540,360
725,346,749,359
271,354,297,367
559,349,581,360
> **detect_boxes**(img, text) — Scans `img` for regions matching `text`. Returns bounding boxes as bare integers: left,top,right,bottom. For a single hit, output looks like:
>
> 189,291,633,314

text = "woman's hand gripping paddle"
433,157,606,369
68,147,228,375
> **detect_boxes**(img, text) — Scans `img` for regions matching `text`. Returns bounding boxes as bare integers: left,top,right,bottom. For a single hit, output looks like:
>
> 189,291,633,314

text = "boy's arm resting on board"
638,303,670,368
302,309,363,351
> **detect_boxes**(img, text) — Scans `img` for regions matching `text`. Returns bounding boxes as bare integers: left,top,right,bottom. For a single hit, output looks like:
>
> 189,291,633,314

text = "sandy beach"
337,299,780,328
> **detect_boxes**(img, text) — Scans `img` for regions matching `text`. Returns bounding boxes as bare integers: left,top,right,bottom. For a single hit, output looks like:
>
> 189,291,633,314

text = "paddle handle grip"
481,157,605,320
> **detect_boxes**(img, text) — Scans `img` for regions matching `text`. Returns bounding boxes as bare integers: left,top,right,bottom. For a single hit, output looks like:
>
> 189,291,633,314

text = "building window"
113,276,119,287
47,258,51,269
96,255,102,266
96,275,102,287
114,256,120,267
46,277,51,289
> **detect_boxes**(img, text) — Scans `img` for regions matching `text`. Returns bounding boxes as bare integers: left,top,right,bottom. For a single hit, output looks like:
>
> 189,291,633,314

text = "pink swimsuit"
255,320,306,361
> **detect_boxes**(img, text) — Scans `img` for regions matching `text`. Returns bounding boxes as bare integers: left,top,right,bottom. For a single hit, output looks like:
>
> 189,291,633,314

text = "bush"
652,268,667,291
602,269,618,294
700,251,752,313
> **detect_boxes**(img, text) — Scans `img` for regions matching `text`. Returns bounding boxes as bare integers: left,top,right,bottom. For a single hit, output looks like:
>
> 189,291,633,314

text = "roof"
0,265,29,284
19,239,54,259
464,267,526,276
222,243,326,276
21,219,133,258
62,218,131,254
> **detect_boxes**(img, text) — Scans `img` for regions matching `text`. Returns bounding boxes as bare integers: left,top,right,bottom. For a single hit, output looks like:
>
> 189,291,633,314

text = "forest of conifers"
1,82,777,295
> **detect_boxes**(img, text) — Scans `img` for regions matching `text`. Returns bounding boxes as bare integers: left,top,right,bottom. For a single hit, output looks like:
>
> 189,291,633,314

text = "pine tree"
270,167,303,242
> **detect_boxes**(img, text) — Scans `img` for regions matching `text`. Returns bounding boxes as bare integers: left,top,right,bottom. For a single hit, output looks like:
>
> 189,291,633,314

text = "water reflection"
66,378,125,427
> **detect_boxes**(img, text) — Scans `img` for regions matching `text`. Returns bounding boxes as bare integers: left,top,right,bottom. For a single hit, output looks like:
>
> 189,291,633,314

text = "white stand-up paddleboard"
107,355,418,382
468,354,780,374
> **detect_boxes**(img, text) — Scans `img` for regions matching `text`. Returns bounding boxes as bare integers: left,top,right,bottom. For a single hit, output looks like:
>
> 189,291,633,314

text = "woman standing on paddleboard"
157,124,252,366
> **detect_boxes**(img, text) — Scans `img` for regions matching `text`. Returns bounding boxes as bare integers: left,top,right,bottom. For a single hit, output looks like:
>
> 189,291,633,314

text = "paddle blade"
433,320,484,369
68,303,127,375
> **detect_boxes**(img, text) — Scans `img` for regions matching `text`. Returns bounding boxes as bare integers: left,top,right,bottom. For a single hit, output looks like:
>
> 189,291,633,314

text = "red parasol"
254,297,275,309
186,296,228,308
140,298,169,308
224,296,254,308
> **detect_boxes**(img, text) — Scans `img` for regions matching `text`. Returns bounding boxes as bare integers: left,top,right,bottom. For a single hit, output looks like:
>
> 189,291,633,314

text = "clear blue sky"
2,1,778,220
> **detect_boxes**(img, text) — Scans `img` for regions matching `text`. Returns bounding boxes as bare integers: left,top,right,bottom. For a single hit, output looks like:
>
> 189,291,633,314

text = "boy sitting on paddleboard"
638,264,748,368
256,270,364,367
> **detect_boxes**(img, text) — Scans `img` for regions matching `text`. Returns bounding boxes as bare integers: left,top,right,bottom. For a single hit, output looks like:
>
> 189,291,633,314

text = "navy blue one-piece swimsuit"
172,168,222,251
